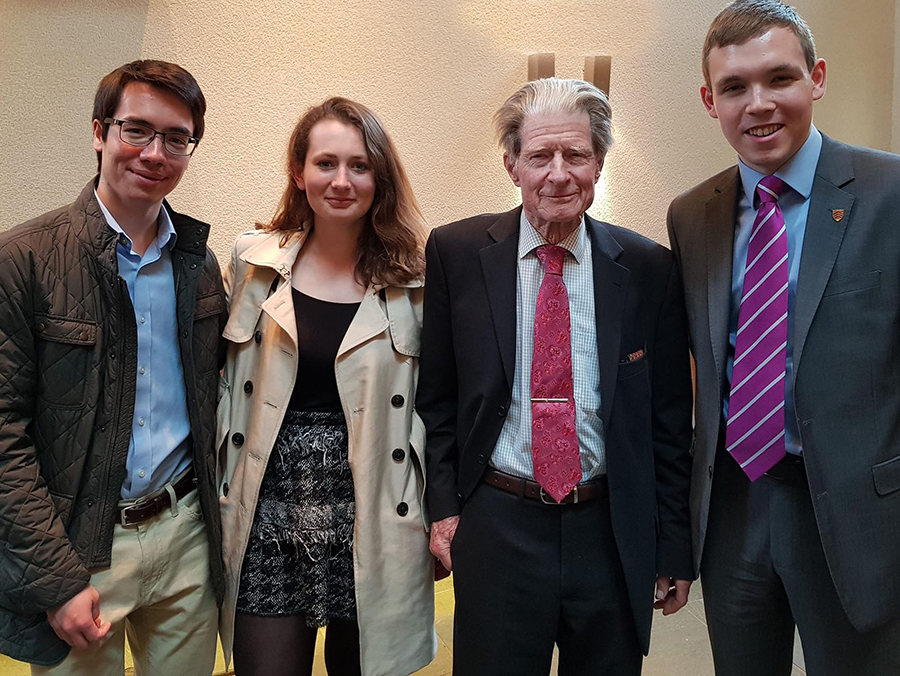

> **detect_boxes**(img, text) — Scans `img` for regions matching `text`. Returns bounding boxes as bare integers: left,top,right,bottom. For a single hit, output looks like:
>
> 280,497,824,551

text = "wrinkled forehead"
519,110,593,149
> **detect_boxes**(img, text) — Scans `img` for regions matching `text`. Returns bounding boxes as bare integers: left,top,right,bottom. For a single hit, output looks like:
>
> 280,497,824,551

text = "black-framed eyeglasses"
104,118,199,156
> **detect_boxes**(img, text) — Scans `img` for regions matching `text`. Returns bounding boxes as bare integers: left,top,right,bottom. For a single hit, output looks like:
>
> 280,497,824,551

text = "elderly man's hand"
47,584,112,650
654,576,692,616
430,515,460,571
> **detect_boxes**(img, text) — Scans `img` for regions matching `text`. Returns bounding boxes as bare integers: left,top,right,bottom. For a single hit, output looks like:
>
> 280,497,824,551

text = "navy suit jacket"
417,206,694,653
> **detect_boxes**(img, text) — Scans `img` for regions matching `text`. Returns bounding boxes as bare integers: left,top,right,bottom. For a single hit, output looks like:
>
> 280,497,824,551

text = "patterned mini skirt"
236,410,357,626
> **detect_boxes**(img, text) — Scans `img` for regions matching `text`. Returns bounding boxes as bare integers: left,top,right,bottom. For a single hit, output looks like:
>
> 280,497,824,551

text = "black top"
289,289,360,412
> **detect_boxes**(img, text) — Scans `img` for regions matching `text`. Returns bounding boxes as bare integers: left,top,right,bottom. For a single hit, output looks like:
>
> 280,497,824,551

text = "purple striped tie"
726,175,789,481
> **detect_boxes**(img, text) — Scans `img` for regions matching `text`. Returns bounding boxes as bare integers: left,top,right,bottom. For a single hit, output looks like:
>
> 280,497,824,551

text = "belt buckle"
119,499,148,527
540,486,578,505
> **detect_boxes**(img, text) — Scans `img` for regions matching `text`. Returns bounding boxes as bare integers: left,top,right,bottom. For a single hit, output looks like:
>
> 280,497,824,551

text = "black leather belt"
483,467,608,504
764,454,806,482
116,467,197,526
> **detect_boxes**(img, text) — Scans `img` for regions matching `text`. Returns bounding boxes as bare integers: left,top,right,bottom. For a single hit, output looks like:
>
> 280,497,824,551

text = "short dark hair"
703,0,817,86
92,60,206,172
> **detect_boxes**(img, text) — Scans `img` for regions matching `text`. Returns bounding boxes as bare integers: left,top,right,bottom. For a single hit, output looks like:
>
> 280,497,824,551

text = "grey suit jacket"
668,135,900,632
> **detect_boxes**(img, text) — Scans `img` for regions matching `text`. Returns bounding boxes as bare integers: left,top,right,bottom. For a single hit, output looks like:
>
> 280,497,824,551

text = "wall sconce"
527,53,555,81
526,53,611,96
584,56,611,95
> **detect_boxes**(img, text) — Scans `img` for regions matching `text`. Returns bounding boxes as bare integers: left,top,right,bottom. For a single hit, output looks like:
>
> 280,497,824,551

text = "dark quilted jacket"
0,180,226,665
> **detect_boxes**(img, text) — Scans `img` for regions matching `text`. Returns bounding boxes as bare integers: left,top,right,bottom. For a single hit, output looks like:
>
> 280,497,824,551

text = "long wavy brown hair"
261,97,426,286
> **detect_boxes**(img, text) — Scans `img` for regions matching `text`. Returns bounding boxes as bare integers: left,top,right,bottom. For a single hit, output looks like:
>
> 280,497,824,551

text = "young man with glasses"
0,60,226,675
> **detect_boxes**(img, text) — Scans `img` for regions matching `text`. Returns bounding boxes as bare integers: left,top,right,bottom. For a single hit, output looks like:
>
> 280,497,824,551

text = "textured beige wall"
0,0,895,257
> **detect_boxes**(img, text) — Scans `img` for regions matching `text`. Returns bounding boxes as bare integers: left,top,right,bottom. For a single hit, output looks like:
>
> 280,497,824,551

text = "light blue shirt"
725,126,823,455
95,193,192,498
490,211,606,480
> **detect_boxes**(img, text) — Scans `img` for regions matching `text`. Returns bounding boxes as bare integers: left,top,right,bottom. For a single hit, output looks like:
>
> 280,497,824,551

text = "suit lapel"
479,208,521,390
586,217,628,429
792,136,855,377
705,169,739,399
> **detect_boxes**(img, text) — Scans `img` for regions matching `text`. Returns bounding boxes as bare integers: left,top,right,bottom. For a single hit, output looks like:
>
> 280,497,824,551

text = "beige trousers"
33,488,218,676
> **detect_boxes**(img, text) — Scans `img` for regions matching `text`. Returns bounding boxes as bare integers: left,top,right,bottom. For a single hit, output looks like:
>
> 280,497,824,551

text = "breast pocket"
34,316,97,408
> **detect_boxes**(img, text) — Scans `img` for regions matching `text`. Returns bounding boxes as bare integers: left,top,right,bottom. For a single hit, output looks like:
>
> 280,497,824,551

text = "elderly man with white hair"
416,77,695,675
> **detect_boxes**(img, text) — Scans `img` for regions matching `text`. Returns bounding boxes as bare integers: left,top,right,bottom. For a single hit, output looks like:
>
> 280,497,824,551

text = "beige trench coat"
216,230,435,675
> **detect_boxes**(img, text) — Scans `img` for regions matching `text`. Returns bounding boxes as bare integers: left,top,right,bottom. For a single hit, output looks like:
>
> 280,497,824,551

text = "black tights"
233,613,362,676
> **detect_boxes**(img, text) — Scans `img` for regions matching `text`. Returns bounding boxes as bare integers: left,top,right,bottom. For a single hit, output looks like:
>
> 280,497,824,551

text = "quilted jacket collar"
73,178,211,271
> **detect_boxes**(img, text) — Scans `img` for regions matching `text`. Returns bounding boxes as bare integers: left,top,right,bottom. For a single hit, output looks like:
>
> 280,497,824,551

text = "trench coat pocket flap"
385,287,422,357
223,267,279,342
35,316,97,345
872,455,900,496
222,295,265,343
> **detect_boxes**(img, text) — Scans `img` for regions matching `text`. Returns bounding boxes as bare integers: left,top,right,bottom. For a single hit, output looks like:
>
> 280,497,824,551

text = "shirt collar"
517,209,586,264
94,190,177,252
738,125,823,206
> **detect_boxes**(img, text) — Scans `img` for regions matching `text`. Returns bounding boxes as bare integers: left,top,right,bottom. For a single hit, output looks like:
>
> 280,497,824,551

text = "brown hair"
263,97,426,287
703,0,817,86
494,78,613,163
92,60,206,172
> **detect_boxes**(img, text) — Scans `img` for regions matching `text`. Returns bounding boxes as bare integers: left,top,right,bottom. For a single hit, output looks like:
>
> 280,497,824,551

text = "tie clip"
531,397,568,402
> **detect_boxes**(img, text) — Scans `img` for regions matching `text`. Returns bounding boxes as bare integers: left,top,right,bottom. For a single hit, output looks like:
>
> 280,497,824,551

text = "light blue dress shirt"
95,193,192,498
491,211,606,480
724,126,823,455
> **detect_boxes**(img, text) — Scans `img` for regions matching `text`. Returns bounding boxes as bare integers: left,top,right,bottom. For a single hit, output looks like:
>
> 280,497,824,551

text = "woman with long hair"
217,97,435,675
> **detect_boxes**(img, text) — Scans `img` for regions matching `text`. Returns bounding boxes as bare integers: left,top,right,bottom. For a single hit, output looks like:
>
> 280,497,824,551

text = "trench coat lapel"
337,289,390,357
240,232,306,346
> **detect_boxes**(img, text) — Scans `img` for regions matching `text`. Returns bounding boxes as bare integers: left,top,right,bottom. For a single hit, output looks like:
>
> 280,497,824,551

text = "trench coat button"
232,432,245,446
38,322,46,332
497,405,507,416
392,448,405,462
223,483,229,497
397,502,409,517
243,380,253,394
254,330,262,344
477,453,487,464
391,394,404,408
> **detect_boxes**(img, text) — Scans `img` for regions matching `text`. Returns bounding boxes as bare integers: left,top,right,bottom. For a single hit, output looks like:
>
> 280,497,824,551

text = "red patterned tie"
531,245,582,502
726,175,789,481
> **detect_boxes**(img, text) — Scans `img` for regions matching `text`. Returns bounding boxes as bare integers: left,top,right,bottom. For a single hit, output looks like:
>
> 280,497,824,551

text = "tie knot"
757,175,787,204
535,245,566,276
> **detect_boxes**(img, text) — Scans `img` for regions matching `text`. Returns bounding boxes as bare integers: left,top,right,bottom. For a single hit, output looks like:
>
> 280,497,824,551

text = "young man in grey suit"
668,1,900,673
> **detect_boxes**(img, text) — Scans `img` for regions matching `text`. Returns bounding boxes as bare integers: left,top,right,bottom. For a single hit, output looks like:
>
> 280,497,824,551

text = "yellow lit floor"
0,577,806,675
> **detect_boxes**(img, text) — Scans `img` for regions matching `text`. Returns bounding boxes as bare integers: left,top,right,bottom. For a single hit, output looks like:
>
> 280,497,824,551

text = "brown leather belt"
483,467,608,505
115,467,197,526
764,453,806,482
